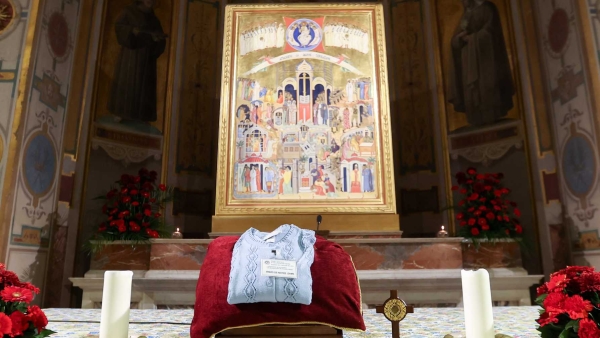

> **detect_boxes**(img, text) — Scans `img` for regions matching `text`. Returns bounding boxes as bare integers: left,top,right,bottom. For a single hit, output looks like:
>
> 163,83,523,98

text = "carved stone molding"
92,139,161,166
448,120,524,167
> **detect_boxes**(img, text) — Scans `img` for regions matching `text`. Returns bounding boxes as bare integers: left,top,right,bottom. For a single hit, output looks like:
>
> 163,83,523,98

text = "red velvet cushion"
190,236,365,338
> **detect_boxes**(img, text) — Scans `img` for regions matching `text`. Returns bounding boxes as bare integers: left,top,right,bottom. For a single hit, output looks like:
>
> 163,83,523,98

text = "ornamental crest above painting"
230,12,380,202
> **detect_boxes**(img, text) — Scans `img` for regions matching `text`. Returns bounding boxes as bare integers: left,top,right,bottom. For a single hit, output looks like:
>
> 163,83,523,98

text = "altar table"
44,307,540,337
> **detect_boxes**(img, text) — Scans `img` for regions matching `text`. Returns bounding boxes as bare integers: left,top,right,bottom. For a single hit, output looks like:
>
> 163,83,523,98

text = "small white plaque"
261,259,297,278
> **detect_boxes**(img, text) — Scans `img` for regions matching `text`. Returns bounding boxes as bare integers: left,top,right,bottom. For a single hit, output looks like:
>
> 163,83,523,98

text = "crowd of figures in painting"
234,59,377,200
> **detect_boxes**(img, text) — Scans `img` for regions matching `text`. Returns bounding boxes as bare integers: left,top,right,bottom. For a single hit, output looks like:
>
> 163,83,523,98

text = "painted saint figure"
447,0,515,127
108,0,167,123
350,163,361,193
362,164,374,192
283,166,293,194
250,166,258,192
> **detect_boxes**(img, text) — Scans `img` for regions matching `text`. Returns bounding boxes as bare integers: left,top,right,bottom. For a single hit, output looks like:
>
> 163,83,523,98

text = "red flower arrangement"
0,263,54,337
451,167,523,239
536,266,600,337
90,168,173,248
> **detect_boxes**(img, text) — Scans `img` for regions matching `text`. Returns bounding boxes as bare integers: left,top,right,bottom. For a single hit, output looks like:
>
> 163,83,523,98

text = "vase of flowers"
536,266,600,337
88,168,173,270
0,264,54,337
451,167,524,269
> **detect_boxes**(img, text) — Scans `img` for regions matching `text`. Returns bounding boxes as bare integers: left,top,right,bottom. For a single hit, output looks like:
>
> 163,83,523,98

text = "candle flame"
441,225,445,230
176,228,180,232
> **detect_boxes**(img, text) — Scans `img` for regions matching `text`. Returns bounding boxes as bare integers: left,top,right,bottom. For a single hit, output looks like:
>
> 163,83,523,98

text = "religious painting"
433,0,523,133
215,3,396,215
89,0,176,141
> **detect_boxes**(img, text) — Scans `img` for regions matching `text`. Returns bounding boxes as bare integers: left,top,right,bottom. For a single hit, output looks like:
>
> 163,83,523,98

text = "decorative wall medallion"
45,11,72,62
33,71,66,111
0,0,20,41
551,66,584,105
546,8,570,57
22,128,57,200
561,122,598,225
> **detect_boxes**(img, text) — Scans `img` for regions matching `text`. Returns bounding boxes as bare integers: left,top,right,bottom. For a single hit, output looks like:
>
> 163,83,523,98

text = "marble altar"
71,233,543,309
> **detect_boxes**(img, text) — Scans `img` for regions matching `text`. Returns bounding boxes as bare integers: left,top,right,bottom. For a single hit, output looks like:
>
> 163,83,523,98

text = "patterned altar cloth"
43,307,540,337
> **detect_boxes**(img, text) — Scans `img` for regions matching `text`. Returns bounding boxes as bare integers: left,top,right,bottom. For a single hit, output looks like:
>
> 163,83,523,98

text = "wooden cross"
375,290,414,338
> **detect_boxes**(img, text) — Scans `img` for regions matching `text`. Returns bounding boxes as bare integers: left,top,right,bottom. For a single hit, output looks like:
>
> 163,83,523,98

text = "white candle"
100,271,133,338
461,269,494,338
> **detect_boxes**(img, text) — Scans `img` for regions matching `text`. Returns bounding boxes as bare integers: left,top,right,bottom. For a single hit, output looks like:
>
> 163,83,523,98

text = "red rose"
468,193,479,201
134,176,141,183
467,168,477,175
484,185,492,191
118,225,127,233
451,186,459,191
578,272,600,292
130,189,139,195
26,305,48,332
0,313,11,335
155,212,162,218
468,207,475,213
110,208,118,215
470,228,480,236
468,218,476,226
515,225,523,234
459,221,467,227
547,274,568,293
474,210,482,216
477,205,486,211
98,225,107,232
481,224,490,231
122,196,132,204
477,218,487,226
543,292,567,314
466,179,473,184
458,200,465,206
142,192,150,198
144,209,152,217
503,215,510,222
1,286,33,303
536,284,548,297
493,205,502,211
476,174,485,180
490,200,497,205
579,318,600,338
142,222,150,227
514,208,521,217
536,311,559,327
501,188,510,194
159,184,167,191
9,311,28,337
563,295,593,319
132,201,140,207
494,190,502,197
456,213,464,220
486,212,495,220
478,197,486,203
554,266,594,279
459,188,467,194
497,215,502,221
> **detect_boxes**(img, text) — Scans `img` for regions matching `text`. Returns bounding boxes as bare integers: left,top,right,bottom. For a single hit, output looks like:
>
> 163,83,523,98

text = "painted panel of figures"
230,9,382,201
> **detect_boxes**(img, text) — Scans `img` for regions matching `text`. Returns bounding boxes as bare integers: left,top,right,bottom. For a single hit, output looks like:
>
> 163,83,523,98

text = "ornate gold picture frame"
215,3,396,216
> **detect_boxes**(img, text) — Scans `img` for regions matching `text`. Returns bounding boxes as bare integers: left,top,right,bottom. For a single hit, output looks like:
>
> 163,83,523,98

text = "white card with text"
261,259,297,279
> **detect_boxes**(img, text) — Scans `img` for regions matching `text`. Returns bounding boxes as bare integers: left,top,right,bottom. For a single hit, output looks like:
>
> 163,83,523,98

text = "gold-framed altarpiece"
214,3,398,231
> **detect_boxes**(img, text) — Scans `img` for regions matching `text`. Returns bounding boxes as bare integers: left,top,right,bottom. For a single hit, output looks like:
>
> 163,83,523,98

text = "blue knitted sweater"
227,224,316,305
